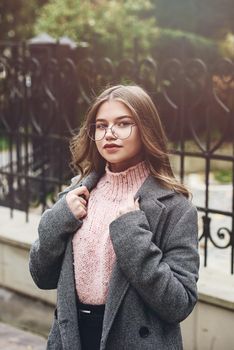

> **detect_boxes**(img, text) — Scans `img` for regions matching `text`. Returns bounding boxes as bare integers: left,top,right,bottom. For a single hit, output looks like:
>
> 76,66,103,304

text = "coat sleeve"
29,195,82,290
109,205,199,324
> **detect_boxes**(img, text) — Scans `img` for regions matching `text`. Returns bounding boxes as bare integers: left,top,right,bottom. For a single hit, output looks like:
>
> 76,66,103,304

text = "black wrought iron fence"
0,41,233,272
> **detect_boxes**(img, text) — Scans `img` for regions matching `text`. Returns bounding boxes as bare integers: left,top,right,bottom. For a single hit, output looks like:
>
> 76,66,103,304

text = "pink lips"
103,144,122,149
103,144,122,153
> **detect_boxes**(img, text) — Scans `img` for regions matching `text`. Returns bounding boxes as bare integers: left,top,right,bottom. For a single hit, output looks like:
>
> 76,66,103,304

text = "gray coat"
29,171,199,350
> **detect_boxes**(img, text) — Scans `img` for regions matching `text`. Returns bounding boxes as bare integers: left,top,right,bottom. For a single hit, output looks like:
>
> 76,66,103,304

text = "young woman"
29,85,199,350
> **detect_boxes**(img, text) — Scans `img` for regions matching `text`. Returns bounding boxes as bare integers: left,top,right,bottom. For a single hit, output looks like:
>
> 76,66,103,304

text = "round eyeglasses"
86,122,136,141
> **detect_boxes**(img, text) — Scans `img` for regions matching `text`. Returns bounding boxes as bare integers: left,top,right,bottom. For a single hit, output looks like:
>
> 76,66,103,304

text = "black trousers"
78,302,105,350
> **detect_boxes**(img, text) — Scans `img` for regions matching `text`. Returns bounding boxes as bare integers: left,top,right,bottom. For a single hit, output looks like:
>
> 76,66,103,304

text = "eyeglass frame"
86,122,137,141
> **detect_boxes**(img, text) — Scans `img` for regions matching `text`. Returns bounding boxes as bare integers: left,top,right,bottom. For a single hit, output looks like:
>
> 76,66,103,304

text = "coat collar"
79,171,100,192
135,173,175,202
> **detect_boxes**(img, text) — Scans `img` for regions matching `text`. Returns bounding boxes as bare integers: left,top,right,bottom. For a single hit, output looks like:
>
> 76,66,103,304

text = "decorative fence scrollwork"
0,41,233,273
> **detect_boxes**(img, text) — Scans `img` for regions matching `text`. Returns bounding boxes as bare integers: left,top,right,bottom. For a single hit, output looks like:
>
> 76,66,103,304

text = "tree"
0,0,48,41
34,0,157,58
153,0,234,40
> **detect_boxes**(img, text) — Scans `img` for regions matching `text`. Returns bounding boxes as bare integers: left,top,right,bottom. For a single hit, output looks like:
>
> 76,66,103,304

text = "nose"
104,125,116,140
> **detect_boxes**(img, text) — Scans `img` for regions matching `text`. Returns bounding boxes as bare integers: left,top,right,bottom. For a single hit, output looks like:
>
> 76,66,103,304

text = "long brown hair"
70,85,190,198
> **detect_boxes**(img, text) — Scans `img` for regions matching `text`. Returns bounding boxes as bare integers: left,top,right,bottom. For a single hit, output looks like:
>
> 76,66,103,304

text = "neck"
108,154,144,173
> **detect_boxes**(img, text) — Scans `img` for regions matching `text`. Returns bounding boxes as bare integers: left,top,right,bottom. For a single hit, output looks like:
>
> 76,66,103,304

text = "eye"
117,121,131,127
96,123,106,130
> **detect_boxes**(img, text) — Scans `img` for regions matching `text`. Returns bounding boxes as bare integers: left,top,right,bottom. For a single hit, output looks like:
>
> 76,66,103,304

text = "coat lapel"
57,238,81,350
58,171,101,199
80,171,101,191
56,172,101,350
101,263,129,349
134,176,174,240
101,175,175,348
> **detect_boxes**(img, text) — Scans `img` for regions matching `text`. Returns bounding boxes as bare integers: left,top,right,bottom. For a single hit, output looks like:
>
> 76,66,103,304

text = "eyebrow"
96,115,133,122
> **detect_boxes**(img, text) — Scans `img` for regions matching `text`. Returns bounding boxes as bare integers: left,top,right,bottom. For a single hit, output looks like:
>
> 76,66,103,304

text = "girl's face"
95,100,143,172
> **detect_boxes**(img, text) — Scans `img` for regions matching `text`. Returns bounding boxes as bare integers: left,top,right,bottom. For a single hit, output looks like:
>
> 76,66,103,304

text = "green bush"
151,28,220,64
34,0,226,63
213,169,232,184
34,0,157,59
0,136,9,151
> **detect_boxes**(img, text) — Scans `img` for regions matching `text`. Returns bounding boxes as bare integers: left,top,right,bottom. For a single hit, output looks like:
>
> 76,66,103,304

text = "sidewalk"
0,322,46,350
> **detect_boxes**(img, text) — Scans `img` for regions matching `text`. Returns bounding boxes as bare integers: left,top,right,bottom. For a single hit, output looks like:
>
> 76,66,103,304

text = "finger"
76,207,87,219
66,192,87,206
81,209,87,218
78,196,87,206
70,186,90,200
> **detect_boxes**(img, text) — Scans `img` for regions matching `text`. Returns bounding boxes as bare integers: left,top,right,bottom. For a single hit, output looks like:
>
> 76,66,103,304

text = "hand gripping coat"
29,171,199,350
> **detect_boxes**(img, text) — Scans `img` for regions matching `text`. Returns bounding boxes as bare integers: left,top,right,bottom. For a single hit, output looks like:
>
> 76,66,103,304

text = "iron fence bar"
0,169,69,184
196,206,234,217
232,115,234,273
22,41,30,222
171,150,234,162
0,41,233,273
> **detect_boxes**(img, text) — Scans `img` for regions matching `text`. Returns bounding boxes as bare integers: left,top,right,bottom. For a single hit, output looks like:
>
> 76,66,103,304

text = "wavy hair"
70,85,190,198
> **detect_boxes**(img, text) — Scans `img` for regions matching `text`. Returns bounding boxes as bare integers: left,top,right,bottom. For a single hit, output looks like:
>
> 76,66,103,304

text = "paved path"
0,323,46,350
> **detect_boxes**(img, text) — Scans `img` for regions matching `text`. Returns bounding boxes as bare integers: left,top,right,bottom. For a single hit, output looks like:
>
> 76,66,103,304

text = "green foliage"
213,169,232,184
0,0,48,40
219,33,234,59
35,0,225,61
1,0,233,62
0,136,9,151
34,0,157,58
151,28,219,63
153,0,234,40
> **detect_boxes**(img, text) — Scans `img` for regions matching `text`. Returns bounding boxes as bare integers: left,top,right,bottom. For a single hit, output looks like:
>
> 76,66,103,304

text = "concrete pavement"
0,322,46,350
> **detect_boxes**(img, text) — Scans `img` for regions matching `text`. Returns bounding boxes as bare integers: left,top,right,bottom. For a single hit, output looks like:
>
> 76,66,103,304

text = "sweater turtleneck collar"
95,161,150,202
105,161,149,179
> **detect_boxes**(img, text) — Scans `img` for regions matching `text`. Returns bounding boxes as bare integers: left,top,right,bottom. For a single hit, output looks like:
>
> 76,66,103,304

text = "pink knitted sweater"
72,161,150,305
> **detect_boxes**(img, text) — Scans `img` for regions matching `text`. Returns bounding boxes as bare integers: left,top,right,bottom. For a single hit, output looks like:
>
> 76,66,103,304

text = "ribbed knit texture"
72,161,150,305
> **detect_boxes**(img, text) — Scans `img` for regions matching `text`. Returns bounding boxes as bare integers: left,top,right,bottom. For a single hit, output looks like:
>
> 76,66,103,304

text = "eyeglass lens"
88,123,134,141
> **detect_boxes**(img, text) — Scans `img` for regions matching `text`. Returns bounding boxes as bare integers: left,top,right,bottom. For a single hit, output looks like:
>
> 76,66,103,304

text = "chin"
105,158,125,164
